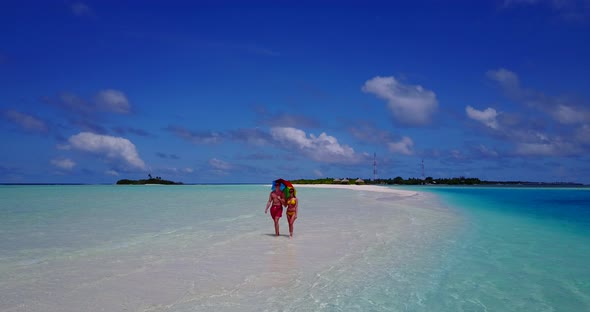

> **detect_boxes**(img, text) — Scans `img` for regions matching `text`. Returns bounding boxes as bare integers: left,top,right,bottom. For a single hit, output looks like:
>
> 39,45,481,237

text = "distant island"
290,177,584,186
116,175,183,185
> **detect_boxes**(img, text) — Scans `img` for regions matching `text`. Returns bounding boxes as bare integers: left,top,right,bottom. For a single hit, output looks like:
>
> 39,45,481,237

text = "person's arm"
265,193,272,213
294,198,298,219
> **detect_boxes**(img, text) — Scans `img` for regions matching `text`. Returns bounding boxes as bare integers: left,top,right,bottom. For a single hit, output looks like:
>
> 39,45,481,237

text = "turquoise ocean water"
0,184,589,311
422,186,590,311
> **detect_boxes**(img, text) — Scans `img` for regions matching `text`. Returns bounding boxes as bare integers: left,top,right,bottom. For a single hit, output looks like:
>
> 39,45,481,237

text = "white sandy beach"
293,183,418,196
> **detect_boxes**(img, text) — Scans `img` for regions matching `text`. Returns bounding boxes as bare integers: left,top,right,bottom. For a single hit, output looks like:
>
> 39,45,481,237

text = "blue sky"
2,1,590,184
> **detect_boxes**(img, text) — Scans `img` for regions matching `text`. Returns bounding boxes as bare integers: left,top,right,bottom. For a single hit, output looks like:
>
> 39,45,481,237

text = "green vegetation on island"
116,174,183,185
291,177,583,186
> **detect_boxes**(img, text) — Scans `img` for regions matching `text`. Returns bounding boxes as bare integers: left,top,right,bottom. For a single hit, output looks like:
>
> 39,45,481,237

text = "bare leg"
273,217,280,236
287,215,294,237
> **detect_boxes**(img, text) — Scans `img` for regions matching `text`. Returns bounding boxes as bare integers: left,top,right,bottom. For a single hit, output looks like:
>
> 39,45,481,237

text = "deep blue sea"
0,184,588,311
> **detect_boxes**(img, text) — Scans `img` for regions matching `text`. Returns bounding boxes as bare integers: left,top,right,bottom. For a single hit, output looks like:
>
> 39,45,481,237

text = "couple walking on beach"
265,181,298,237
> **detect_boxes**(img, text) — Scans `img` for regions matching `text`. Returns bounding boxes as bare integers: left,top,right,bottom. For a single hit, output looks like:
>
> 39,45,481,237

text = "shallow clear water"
418,186,590,312
0,185,589,311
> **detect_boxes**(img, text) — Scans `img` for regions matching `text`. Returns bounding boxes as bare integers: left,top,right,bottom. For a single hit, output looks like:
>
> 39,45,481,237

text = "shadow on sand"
263,234,290,238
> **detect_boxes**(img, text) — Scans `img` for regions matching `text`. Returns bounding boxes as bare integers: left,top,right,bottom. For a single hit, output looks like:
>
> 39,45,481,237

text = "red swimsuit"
270,205,283,219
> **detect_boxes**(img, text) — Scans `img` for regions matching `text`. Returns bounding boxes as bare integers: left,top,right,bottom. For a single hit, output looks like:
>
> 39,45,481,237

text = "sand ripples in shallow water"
0,184,461,312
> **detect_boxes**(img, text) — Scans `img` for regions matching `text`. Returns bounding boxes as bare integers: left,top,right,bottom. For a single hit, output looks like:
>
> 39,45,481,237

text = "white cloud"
553,103,590,124
387,136,414,155
68,132,146,169
515,140,580,156
51,158,76,170
95,89,131,114
271,127,363,164
483,68,590,158
450,149,465,160
42,92,93,116
209,158,232,170
166,126,224,144
516,143,553,155
575,124,590,144
4,110,48,133
260,112,319,129
502,0,589,21
313,169,323,177
477,145,499,157
486,68,520,91
71,2,92,16
56,143,71,150
209,158,231,175
487,68,590,125
105,170,119,176
503,0,539,5
171,167,194,173
229,128,270,146
515,143,557,156
362,76,438,126
466,106,499,129
44,90,132,116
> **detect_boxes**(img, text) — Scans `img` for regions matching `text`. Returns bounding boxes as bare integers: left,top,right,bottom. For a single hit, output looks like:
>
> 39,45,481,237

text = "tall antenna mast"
373,152,377,181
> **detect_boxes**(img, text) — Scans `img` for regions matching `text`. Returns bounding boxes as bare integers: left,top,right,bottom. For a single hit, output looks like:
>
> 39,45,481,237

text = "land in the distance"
113,175,583,186
116,176,183,185
290,177,584,186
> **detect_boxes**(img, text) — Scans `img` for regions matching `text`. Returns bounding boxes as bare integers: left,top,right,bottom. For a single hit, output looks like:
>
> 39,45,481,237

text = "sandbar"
292,183,418,197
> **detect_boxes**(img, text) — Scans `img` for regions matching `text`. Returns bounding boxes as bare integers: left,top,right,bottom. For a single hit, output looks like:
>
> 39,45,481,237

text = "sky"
1,1,590,184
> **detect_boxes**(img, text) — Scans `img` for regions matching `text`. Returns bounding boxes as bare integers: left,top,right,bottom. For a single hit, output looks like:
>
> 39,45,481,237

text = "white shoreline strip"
292,184,418,197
